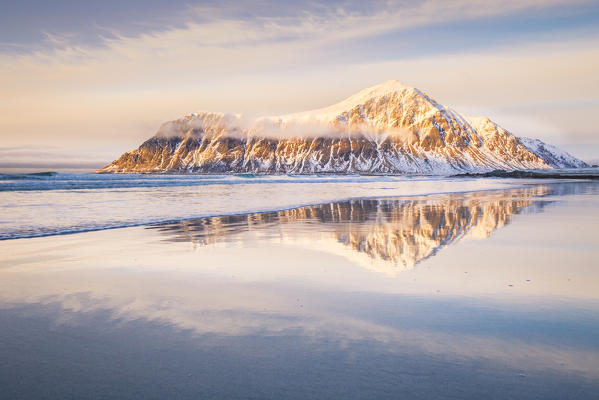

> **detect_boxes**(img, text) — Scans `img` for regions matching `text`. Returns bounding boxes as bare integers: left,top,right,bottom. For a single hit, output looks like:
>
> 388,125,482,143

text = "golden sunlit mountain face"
3,1,599,169
98,84,587,174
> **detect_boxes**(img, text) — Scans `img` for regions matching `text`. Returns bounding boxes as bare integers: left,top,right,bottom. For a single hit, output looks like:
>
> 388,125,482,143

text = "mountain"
98,80,587,174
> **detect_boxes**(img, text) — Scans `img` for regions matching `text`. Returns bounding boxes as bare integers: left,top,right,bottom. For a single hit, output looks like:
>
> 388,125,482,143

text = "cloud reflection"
1,182,599,395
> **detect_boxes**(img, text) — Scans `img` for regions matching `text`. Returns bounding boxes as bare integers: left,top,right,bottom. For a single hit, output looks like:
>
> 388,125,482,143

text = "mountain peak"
282,79,418,123
337,79,414,105
368,79,411,93
98,80,588,174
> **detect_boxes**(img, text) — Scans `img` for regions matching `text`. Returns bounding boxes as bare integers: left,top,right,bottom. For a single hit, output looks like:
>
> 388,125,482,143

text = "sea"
0,172,533,240
1,171,598,399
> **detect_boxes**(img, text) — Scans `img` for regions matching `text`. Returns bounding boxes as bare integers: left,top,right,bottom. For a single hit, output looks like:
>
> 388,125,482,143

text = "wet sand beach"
1,180,598,399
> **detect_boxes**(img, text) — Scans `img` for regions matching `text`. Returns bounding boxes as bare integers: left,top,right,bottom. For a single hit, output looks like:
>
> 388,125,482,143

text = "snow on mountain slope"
98,80,587,174
517,137,587,169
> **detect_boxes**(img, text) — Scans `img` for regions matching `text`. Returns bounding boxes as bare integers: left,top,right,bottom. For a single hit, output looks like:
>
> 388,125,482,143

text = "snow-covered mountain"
516,137,587,169
98,80,587,174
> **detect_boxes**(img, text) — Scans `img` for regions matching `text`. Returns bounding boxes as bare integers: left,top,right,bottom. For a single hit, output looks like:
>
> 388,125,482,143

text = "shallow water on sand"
0,173,534,239
0,181,598,399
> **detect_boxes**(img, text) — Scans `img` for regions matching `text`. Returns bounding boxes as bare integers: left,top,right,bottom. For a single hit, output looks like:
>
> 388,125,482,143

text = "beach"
1,177,598,398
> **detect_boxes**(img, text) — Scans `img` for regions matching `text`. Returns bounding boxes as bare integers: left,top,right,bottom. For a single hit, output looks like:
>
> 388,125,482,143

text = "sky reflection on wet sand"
1,181,598,399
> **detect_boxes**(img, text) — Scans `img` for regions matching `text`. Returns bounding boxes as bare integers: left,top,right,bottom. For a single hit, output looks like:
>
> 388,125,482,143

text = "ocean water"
0,172,527,240
1,174,599,399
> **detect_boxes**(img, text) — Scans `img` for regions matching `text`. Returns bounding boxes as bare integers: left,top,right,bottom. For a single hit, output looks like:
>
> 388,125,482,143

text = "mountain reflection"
151,186,554,275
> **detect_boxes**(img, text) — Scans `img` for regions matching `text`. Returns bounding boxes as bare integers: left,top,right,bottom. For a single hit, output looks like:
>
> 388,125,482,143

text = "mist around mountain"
98,81,587,174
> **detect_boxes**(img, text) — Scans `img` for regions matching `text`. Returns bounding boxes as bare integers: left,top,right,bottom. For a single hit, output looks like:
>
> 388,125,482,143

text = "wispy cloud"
0,146,113,167
2,0,592,61
2,0,595,93
0,0,597,163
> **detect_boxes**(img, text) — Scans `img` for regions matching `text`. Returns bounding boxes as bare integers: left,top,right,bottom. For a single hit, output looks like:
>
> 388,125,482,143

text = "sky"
1,0,599,170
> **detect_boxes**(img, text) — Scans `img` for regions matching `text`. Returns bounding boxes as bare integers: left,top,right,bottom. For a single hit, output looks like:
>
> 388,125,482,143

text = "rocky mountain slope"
98,80,587,174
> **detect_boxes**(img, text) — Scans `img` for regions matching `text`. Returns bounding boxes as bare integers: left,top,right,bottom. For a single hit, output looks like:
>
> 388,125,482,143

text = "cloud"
2,0,591,64
1,0,595,96
0,0,597,161
0,146,113,172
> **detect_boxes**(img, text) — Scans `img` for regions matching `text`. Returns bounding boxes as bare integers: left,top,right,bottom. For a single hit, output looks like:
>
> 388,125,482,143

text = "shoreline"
2,179,591,241
0,181,541,241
